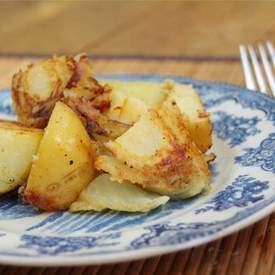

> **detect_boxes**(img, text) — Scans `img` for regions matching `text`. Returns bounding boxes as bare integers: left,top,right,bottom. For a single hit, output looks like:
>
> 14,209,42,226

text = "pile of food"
0,54,214,213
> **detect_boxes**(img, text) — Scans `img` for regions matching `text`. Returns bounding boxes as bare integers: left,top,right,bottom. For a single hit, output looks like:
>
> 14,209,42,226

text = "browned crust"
11,54,111,132
99,104,210,193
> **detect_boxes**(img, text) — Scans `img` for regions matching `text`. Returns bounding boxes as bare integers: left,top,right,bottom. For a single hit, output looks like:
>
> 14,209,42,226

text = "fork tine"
240,45,256,90
266,41,275,68
247,45,267,94
258,44,275,96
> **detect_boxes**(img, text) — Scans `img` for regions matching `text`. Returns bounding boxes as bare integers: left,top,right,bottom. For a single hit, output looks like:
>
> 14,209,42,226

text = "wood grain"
0,2,274,56
0,56,274,275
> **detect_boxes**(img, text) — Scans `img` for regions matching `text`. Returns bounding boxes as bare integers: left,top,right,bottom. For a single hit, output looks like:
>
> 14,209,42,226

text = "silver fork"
239,41,275,97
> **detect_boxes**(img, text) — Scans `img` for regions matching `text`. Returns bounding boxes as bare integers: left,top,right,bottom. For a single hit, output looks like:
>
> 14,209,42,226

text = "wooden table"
0,2,275,57
0,55,274,275
0,1,274,275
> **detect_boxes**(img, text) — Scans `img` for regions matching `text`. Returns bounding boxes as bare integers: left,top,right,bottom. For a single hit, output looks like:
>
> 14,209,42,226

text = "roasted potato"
12,55,76,128
24,102,97,211
118,96,148,125
164,81,212,152
0,120,42,195
96,101,210,199
102,80,212,152
12,53,108,129
70,173,169,212
104,80,169,124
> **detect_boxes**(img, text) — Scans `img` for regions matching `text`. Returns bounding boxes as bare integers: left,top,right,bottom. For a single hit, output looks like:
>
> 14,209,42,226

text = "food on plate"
70,173,169,212
23,102,97,211
102,80,212,152
104,80,167,123
12,53,109,129
165,82,212,152
96,99,210,199
1,53,215,213
118,96,148,125
101,80,169,106
0,120,42,195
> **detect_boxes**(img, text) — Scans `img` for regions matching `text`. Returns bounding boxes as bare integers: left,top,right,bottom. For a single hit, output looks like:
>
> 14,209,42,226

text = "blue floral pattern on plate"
19,233,121,256
0,74,274,266
25,199,194,234
235,133,275,173
130,196,275,250
213,111,261,147
195,175,269,214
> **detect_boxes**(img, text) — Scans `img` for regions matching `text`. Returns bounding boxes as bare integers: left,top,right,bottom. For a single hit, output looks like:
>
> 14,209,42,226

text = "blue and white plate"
0,75,274,266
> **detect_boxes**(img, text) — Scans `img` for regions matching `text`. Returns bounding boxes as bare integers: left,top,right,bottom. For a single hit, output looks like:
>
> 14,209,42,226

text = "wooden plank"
197,239,222,275
98,1,275,56
0,2,274,56
182,245,207,275
255,213,275,275
241,216,272,275
0,2,154,54
125,259,145,275
153,253,177,275
167,250,192,274
227,225,254,275
140,256,161,275
112,261,131,275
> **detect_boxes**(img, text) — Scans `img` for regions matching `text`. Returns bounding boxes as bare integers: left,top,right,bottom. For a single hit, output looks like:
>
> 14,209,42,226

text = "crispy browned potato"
165,81,212,152
11,53,108,129
104,80,167,123
0,120,42,195
12,55,76,128
23,102,97,211
102,80,212,152
96,100,210,199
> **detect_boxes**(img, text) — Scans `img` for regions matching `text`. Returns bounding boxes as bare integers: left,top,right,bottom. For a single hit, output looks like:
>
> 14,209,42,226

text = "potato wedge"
12,55,76,128
166,82,212,152
12,53,108,129
0,120,42,195
24,102,97,211
96,102,210,199
70,173,169,213
103,80,212,152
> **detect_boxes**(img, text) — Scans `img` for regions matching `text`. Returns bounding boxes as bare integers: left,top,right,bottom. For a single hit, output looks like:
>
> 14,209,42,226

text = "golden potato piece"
70,173,169,213
166,81,212,152
118,96,148,125
24,102,97,211
96,156,209,199
103,80,212,152
12,55,76,128
0,120,42,195
105,110,171,168
97,103,210,199
100,80,168,106
12,53,108,129
95,155,147,184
